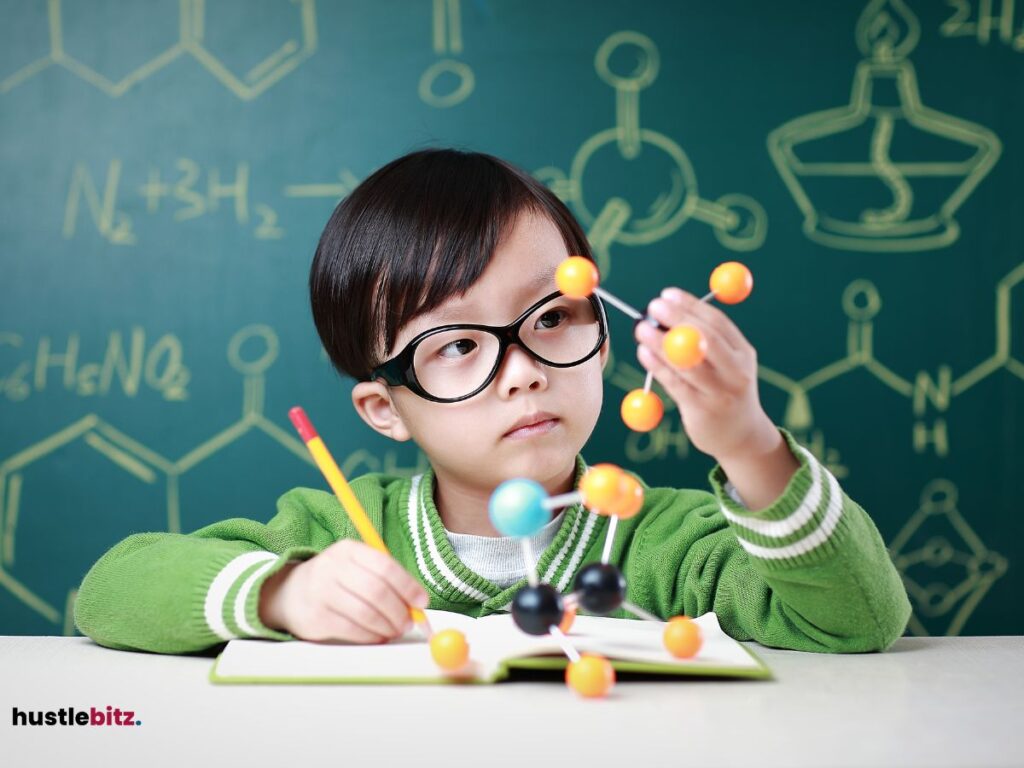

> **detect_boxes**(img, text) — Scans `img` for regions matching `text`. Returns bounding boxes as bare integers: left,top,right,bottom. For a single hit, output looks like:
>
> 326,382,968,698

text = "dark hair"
309,147,595,382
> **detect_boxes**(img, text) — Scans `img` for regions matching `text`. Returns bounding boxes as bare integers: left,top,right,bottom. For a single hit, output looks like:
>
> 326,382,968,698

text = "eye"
438,338,478,359
536,309,568,329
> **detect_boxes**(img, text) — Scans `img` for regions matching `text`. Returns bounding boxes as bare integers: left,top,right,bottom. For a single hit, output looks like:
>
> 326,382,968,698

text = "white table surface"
2,635,1022,768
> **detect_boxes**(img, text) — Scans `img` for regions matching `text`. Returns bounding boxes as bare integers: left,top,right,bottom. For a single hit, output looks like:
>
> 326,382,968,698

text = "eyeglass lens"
411,295,601,400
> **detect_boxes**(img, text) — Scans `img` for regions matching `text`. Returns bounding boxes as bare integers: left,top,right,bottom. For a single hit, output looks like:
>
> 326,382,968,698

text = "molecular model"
555,256,753,433
428,257,755,696
419,462,707,697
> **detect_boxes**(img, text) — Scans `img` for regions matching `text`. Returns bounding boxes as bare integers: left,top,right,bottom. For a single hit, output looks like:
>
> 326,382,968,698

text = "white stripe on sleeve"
233,557,281,637
204,551,277,641
718,446,828,538
731,467,844,560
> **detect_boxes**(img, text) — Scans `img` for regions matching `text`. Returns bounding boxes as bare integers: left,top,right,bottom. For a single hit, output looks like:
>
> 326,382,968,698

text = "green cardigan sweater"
74,427,911,655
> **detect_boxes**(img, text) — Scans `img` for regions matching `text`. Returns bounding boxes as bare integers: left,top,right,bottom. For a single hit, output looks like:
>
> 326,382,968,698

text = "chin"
497,441,577,485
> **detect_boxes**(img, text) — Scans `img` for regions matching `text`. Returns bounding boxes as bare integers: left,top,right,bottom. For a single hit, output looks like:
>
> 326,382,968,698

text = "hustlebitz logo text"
12,706,141,727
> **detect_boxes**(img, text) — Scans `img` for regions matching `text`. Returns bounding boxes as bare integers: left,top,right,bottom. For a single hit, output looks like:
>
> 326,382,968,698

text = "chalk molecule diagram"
537,31,767,279
0,0,317,100
767,0,1001,252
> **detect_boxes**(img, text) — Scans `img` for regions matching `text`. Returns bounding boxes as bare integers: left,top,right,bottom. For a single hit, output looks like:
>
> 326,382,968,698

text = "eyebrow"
423,265,559,325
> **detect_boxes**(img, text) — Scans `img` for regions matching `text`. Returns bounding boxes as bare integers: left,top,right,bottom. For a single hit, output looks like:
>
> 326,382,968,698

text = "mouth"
503,416,560,440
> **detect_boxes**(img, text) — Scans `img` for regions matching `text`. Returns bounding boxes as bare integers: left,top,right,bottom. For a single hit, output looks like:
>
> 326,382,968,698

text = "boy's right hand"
257,539,430,644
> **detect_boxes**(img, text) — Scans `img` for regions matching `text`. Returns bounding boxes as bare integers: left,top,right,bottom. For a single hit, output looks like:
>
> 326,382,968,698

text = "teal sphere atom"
489,479,549,537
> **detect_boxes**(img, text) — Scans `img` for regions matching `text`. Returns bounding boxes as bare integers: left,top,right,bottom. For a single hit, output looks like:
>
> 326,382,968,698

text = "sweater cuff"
203,547,319,643
707,426,850,570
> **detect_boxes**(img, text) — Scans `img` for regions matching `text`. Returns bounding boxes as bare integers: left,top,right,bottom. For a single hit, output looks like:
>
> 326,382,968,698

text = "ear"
351,381,412,442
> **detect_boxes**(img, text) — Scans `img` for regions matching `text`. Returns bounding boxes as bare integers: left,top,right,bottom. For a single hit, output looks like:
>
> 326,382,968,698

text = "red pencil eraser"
288,406,318,442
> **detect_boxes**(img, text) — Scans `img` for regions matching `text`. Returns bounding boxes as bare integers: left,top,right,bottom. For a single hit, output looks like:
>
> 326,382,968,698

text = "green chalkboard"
1,0,1020,638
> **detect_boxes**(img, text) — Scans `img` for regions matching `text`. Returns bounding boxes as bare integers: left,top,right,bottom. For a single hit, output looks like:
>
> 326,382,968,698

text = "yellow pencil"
288,406,432,638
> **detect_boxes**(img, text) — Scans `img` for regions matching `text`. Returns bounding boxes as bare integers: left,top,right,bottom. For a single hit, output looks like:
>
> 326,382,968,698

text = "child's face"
352,209,609,492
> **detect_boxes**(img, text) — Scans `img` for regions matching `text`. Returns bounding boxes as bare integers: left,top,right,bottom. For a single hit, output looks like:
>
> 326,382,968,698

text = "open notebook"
210,609,772,684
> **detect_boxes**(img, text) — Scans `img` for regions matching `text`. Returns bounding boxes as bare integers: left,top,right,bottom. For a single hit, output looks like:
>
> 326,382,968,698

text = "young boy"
74,148,911,655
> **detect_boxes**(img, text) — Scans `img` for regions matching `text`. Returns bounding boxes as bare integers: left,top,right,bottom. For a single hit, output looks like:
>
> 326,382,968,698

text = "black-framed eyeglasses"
368,290,609,403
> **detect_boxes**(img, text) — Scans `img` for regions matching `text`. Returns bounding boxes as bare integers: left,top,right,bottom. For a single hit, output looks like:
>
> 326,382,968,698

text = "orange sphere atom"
663,325,707,368
709,262,753,305
430,628,470,671
663,616,703,659
555,256,599,299
579,464,626,513
620,388,664,432
608,473,644,519
565,653,616,698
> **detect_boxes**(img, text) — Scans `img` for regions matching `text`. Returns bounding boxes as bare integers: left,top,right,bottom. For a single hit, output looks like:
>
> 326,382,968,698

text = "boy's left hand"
634,287,777,463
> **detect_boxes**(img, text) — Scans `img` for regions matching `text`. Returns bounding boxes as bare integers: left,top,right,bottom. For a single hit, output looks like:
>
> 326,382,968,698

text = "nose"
495,343,548,398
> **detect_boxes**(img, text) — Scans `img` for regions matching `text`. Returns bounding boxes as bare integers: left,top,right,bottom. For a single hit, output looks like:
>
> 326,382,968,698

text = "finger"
317,605,390,644
660,287,750,352
637,343,707,405
336,565,414,637
643,297,742,374
330,578,410,638
346,549,427,632
630,325,720,397
636,318,727,395
347,543,430,609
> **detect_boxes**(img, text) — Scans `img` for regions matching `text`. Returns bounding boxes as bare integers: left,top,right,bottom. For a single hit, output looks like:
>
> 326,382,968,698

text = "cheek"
558,359,605,411
402,399,491,447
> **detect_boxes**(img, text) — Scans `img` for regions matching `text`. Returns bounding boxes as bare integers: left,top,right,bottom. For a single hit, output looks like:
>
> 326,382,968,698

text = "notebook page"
469,611,759,670
563,612,759,669
214,609,480,681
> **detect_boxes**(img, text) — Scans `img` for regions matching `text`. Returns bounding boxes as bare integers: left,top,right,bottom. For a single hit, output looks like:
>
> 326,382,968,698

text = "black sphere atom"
511,584,564,636
574,562,626,615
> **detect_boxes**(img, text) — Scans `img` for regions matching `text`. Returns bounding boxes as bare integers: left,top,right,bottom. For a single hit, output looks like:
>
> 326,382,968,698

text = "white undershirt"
443,509,567,588
724,480,748,507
